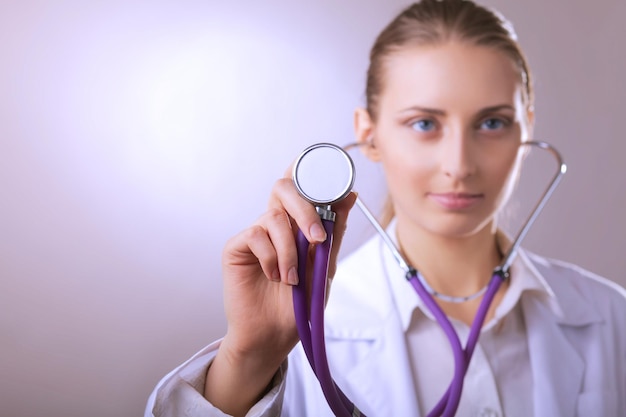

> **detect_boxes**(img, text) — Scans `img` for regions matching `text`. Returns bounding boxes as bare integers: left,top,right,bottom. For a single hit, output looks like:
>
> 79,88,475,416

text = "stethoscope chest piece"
292,143,355,207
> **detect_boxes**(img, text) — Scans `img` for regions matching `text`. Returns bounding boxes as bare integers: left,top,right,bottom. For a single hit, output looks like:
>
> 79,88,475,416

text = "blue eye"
480,118,505,130
411,119,436,132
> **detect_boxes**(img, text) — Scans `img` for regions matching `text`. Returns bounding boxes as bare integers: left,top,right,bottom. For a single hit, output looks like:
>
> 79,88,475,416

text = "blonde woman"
147,1,626,416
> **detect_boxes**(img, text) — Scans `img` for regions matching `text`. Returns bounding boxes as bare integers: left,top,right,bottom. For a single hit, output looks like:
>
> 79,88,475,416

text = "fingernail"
287,267,299,285
310,223,327,242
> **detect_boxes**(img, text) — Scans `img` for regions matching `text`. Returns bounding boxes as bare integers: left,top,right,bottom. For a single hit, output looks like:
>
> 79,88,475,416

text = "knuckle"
263,208,291,230
222,226,262,257
266,207,287,222
223,231,243,251
246,224,267,240
270,178,292,199
275,177,293,190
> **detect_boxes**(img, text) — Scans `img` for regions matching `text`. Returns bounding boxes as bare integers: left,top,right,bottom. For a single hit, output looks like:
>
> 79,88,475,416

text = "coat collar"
323,228,606,416
332,309,422,417
520,250,604,326
326,227,604,339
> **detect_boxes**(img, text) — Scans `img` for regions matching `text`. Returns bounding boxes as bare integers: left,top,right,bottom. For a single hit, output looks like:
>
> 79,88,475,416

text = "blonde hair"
367,0,533,227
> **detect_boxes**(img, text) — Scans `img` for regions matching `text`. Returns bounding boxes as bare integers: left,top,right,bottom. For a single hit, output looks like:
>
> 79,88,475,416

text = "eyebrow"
477,104,516,116
397,104,516,116
397,106,446,116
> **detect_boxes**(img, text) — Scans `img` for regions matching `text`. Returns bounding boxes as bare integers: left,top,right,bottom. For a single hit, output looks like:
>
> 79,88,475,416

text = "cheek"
380,141,434,174
491,150,525,205
375,129,439,173
379,150,435,200
495,148,520,175
485,126,524,179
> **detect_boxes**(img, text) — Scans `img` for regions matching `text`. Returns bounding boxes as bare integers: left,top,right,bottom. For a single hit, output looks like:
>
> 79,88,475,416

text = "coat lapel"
334,312,422,417
324,235,421,417
521,251,606,417
522,295,584,417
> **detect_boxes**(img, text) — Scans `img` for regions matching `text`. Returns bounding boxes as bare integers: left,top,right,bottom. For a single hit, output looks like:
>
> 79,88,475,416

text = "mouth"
428,192,484,210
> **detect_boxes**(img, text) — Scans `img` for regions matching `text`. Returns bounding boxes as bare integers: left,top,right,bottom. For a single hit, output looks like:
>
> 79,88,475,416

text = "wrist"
204,335,289,416
219,333,289,376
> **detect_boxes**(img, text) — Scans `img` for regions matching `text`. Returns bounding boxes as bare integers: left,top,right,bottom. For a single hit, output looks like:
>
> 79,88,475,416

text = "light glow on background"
1,1,625,416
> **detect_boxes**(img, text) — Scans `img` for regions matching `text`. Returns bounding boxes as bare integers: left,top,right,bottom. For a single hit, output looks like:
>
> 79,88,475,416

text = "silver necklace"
414,244,505,303
416,273,489,303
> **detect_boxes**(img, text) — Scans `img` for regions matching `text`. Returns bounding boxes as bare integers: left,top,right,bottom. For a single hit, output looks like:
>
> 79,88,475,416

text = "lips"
428,192,484,210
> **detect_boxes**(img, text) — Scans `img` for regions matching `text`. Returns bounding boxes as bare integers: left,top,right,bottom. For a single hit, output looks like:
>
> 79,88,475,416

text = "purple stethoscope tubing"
293,234,503,417
294,222,357,417
292,141,567,417
411,271,504,416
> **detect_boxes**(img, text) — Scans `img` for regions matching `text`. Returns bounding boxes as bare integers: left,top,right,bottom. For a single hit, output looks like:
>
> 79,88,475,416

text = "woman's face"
358,42,531,239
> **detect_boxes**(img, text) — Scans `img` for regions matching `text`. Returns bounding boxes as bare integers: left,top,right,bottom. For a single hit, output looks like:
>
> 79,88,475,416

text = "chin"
420,216,494,240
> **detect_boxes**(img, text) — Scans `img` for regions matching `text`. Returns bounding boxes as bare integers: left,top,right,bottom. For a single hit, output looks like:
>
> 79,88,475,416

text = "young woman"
146,1,626,416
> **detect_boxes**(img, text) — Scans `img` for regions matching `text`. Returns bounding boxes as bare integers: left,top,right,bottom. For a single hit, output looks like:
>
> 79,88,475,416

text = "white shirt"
383,228,549,417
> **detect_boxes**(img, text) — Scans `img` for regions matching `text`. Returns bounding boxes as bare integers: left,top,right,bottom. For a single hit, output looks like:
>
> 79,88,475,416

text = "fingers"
268,178,327,244
266,178,358,281
225,178,357,288
261,209,300,285
225,208,300,286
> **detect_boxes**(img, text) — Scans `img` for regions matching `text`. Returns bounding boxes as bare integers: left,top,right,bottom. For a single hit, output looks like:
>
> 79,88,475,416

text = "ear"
353,107,381,162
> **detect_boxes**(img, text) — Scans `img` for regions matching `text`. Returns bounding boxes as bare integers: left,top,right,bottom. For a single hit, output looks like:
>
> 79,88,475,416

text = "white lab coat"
147,234,626,417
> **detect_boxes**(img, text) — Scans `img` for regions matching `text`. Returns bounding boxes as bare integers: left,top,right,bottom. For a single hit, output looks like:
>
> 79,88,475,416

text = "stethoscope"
291,141,567,417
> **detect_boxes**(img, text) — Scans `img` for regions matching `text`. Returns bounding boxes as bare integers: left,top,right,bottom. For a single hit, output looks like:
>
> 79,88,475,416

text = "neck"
395,218,502,299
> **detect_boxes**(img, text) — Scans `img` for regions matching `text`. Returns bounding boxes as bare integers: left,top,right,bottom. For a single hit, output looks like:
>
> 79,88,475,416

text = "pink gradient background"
1,1,624,416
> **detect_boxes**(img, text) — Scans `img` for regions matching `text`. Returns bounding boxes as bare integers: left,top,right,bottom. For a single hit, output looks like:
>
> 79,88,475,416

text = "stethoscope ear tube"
499,141,567,273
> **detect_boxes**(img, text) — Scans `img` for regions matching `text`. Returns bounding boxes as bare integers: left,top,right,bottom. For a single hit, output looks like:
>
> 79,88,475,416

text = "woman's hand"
205,174,356,416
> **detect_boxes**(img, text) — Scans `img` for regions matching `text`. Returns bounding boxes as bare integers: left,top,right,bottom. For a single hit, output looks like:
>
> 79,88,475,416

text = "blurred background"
1,0,624,416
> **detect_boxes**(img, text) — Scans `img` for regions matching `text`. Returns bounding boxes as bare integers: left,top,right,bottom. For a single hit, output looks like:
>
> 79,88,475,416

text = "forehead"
379,42,524,112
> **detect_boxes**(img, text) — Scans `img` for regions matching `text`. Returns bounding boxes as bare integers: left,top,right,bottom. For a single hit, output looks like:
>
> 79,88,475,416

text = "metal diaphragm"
292,143,355,206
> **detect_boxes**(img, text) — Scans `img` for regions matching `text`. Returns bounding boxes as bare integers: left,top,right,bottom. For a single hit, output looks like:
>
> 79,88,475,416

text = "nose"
439,129,476,180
